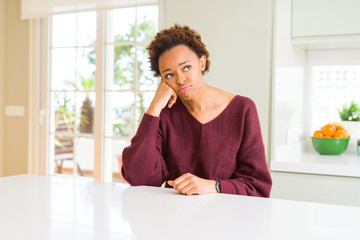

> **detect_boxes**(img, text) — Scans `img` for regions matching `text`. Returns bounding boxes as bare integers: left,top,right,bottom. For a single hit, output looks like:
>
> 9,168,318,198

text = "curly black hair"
147,24,210,77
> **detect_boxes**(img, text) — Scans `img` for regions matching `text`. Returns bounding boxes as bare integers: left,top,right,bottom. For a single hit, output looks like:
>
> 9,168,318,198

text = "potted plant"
64,74,95,134
77,74,95,134
338,100,360,141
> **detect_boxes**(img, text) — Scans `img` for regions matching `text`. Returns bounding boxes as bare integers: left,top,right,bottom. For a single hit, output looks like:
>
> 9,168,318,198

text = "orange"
321,123,336,137
333,129,346,138
313,130,324,138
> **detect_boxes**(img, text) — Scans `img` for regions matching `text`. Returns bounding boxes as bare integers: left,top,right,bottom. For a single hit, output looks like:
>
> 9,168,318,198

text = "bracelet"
215,180,221,193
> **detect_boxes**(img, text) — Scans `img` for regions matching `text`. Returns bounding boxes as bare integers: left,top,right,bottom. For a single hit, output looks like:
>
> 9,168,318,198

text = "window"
49,4,159,182
308,50,360,136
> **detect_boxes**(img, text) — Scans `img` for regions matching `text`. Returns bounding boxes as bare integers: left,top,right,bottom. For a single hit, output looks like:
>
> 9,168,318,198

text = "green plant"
77,74,95,133
64,73,95,133
338,101,360,121
54,94,75,149
55,94,75,131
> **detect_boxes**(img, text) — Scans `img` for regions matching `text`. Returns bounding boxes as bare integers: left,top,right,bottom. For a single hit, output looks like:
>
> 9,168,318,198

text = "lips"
178,84,192,93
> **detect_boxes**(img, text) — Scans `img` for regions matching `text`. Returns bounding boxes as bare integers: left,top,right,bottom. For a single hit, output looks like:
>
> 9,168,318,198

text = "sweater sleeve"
220,99,272,197
121,113,169,187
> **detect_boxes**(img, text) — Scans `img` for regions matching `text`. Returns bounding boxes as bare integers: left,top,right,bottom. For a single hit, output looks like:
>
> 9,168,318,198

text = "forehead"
158,45,198,70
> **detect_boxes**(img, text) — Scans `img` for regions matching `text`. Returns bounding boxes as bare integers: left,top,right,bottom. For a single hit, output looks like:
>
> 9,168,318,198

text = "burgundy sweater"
122,95,272,197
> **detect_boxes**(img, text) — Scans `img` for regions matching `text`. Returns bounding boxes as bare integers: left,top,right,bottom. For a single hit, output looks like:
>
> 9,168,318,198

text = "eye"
165,73,174,79
184,65,192,71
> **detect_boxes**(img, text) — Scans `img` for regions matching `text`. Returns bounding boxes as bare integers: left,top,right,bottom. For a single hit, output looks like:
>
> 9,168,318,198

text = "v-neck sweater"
122,95,272,197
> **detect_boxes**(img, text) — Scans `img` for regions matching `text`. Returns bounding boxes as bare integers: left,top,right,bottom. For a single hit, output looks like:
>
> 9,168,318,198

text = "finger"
178,182,193,195
174,178,192,193
168,96,177,108
185,187,200,196
173,173,192,188
167,180,174,186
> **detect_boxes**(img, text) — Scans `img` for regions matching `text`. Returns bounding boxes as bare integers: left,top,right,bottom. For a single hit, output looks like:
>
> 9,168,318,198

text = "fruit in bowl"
312,122,350,155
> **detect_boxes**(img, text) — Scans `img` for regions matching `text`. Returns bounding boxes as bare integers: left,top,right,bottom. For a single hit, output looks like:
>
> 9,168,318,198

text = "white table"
1,175,359,240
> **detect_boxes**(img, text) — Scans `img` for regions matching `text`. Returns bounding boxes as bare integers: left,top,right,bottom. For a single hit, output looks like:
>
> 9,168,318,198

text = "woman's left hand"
167,173,217,195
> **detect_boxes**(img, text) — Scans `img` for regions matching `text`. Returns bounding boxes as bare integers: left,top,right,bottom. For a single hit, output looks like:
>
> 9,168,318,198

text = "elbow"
257,178,272,198
121,165,164,187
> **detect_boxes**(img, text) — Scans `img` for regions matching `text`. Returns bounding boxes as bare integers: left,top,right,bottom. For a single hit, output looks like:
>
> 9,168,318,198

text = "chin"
180,92,193,101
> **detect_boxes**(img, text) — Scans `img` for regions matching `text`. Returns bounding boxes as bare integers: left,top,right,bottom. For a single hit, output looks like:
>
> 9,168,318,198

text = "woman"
122,24,272,197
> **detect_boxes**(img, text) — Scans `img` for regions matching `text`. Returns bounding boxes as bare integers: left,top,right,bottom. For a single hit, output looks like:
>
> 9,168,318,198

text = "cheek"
192,67,203,79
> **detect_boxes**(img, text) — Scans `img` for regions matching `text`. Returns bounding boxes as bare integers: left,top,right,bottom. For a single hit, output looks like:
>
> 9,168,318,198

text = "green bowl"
311,137,350,155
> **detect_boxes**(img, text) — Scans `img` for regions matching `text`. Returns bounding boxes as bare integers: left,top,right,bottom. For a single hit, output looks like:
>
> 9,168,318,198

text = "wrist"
146,104,162,117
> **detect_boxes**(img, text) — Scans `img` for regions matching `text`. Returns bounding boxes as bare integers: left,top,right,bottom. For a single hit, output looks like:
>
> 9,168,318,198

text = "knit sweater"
122,95,272,197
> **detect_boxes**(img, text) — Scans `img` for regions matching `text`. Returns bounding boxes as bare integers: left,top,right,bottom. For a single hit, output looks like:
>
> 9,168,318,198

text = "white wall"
164,0,273,151
272,0,307,147
0,0,5,177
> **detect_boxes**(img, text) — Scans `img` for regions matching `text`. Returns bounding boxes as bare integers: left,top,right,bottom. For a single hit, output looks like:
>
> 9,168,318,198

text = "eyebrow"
161,60,190,74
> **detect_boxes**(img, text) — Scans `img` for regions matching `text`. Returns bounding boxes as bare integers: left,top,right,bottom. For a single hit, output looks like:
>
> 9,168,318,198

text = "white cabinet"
292,0,360,38
291,0,360,49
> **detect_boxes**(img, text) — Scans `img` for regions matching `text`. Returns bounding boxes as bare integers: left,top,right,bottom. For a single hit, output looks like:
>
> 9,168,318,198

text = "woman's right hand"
146,81,177,117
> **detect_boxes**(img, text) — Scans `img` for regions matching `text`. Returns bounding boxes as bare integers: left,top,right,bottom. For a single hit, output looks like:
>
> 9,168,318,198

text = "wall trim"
0,0,6,177
28,18,49,176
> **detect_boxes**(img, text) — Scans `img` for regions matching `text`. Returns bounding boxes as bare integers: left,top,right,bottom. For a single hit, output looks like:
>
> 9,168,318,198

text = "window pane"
51,13,76,47
138,44,157,90
136,92,154,127
105,92,135,137
311,65,360,132
51,48,76,90
77,12,97,46
137,6,158,42
54,134,75,176
52,92,76,134
104,138,130,183
52,135,95,178
74,137,94,178
107,45,135,90
107,8,136,43
76,92,95,134
77,47,96,90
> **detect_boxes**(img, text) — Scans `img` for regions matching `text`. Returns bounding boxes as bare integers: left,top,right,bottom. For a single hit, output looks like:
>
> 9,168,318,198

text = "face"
158,44,206,100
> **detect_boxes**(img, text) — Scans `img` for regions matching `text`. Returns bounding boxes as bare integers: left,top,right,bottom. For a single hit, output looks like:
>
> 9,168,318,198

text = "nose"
176,72,186,85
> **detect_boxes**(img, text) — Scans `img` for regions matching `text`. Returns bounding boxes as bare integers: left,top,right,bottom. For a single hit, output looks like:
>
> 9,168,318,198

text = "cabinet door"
292,0,360,38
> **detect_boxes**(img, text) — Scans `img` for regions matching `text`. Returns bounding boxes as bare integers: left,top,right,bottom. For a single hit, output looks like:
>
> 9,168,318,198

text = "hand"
167,173,217,195
146,81,177,117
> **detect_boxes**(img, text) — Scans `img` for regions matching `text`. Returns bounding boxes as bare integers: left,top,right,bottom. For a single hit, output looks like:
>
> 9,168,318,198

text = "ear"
199,55,206,71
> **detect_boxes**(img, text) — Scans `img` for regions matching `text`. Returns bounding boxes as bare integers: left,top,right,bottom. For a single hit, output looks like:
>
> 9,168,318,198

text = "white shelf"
271,152,360,177
271,141,360,178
